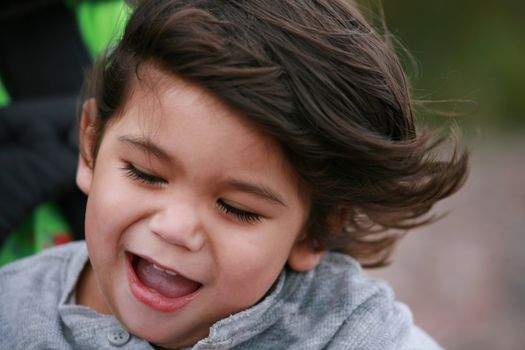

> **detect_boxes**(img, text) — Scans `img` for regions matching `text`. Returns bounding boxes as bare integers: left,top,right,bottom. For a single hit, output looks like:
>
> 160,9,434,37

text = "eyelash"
217,199,262,224
122,163,262,224
121,163,166,186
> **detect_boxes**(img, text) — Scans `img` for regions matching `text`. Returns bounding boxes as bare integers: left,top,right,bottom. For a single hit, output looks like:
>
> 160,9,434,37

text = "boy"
0,0,467,348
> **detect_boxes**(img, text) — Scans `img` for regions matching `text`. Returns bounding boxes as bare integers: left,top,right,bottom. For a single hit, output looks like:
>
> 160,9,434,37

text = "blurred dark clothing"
0,97,86,241
0,0,90,99
0,0,62,21
0,0,88,243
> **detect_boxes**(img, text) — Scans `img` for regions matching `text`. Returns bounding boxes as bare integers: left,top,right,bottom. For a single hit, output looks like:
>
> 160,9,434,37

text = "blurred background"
0,0,523,349
362,1,525,349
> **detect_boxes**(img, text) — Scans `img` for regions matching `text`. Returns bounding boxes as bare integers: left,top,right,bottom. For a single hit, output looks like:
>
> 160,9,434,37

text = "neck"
76,261,111,315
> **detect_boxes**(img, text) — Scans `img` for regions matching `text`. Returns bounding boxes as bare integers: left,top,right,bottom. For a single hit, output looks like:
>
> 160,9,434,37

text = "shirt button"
107,327,130,346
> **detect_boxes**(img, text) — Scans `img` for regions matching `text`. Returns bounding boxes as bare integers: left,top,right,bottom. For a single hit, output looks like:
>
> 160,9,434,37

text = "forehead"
106,65,307,195
123,65,218,125
119,66,277,159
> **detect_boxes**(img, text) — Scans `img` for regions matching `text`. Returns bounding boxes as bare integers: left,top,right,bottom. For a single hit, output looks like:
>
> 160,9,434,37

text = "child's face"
77,68,321,348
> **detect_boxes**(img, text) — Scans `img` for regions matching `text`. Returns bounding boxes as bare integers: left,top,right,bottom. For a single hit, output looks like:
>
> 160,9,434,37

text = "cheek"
85,165,138,234
83,170,139,267
213,234,294,306
217,260,279,309
84,195,117,270
85,189,121,242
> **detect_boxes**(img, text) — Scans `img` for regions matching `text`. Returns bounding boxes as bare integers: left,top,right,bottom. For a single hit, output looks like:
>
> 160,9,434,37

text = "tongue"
135,258,200,298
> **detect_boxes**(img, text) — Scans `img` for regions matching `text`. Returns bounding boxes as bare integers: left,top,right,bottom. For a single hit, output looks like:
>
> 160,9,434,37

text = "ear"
76,99,97,195
287,239,325,272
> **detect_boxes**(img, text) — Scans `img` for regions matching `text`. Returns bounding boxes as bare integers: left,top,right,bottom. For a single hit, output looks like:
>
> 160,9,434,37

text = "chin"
117,310,202,349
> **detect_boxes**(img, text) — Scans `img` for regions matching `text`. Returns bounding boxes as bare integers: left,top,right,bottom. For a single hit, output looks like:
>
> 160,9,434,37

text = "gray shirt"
0,241,442,349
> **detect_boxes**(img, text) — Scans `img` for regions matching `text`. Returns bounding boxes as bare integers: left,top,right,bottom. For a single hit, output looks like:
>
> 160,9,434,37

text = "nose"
148,201,205,252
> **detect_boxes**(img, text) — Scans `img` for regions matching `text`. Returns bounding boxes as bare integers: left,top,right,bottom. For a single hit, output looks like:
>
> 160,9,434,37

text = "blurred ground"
368,134,525,350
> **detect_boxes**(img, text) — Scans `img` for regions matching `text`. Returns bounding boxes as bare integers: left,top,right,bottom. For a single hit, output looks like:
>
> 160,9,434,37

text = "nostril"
149,210,205,252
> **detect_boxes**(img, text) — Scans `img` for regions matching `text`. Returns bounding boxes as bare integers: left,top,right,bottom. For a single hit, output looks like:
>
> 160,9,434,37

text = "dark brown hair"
83,0,468,267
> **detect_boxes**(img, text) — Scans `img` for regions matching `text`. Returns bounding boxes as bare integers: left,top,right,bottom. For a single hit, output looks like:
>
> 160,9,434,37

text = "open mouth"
126,252,201,312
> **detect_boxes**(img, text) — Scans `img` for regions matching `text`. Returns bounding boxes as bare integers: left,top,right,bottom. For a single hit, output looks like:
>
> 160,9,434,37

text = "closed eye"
217,199,262,224
121,163,167,186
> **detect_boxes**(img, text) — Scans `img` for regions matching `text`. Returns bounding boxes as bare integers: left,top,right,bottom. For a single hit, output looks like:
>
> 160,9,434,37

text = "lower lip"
126,253,200,312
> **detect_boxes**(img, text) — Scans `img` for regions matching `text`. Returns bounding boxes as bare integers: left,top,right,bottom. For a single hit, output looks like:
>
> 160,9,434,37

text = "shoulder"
278,252,443,349
0,241,85,292
0,241,87,348
310,252,400,315
406,326,444,350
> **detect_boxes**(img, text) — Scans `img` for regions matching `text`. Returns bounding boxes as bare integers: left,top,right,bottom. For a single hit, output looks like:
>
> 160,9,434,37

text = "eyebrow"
119,135,175,164
226,180,287,207
118,135,287,207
